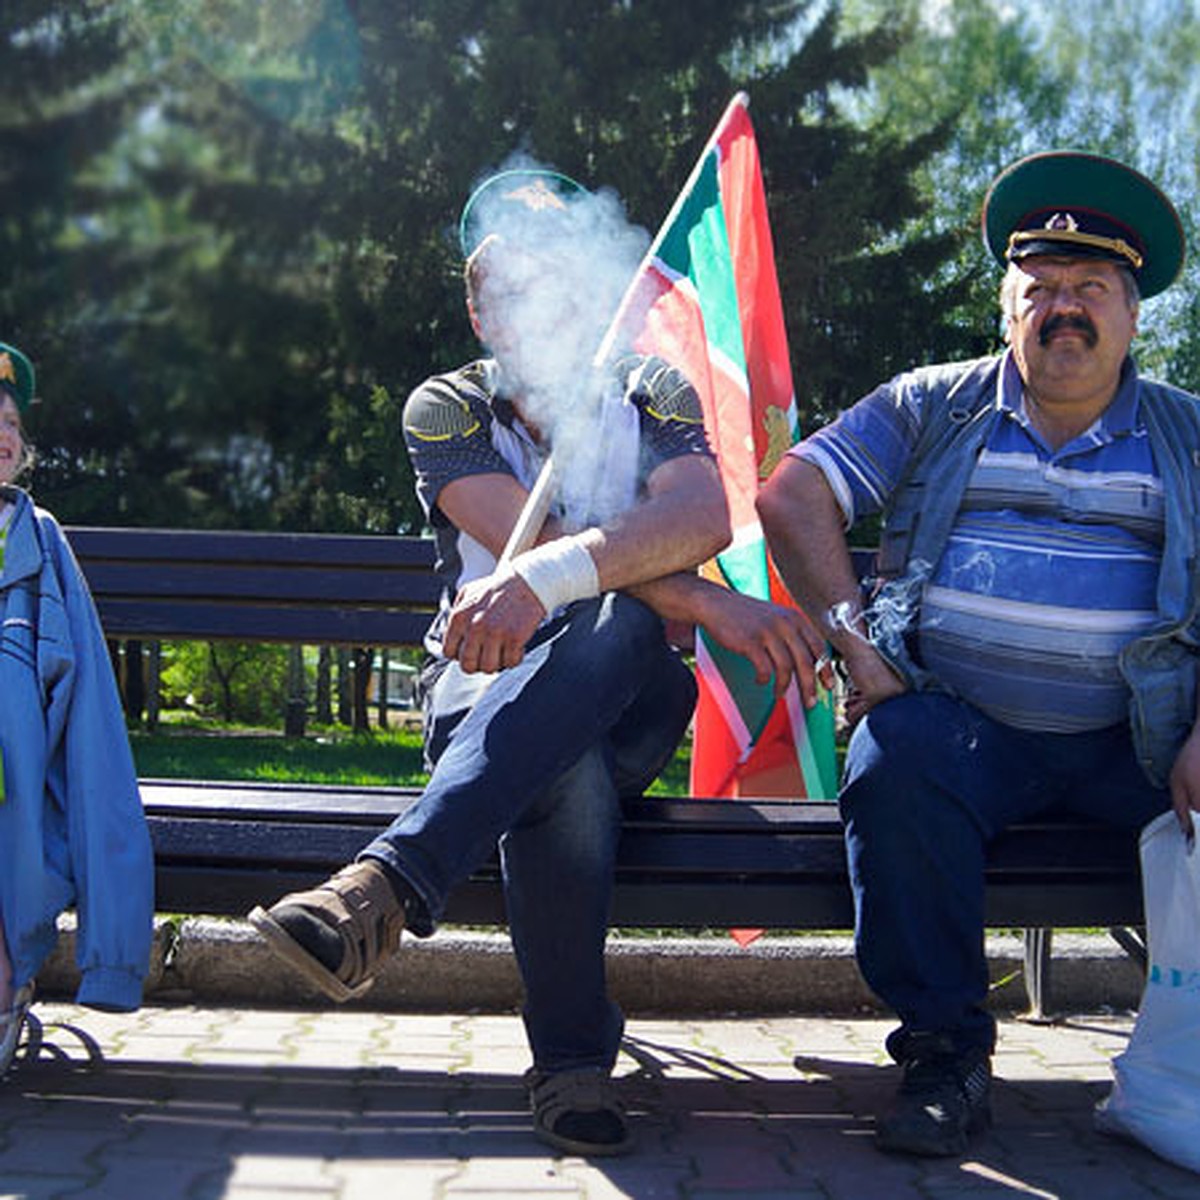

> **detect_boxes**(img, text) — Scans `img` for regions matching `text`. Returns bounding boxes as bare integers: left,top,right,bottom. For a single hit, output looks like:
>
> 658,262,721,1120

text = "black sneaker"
875,1032,992,1156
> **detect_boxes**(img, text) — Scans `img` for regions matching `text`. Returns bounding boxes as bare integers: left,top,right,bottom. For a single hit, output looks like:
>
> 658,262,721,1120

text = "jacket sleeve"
39,513,154,1011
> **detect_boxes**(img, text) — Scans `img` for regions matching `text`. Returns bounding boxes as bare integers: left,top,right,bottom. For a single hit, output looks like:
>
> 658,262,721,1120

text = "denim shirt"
862,354,1200,788
0,487,153,1010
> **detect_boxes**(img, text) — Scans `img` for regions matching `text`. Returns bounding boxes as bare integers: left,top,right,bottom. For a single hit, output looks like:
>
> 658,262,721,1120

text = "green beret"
0,342,35,412
982,151,1185,299
459,168,587,259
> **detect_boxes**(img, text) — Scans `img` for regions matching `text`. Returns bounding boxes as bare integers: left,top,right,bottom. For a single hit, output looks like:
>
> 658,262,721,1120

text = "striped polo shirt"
793,352,1164,732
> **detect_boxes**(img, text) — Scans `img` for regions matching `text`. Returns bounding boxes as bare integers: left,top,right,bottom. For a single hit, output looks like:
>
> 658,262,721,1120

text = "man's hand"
1167,725,1200,837
839,642,907,727
698,590,829,709
443,568,547,674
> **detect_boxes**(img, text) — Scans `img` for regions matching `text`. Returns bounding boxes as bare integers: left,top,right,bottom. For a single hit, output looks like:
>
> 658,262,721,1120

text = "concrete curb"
38,917,1146,1017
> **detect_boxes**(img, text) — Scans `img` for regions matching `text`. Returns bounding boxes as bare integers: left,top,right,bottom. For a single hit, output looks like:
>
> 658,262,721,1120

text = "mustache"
1040,312,1098,347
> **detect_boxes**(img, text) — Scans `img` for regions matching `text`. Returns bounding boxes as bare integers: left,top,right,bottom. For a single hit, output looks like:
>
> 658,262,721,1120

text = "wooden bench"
68,525,1147,1018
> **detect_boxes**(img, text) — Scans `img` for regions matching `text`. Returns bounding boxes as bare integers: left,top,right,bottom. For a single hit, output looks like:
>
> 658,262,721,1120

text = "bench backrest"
67,526,440,647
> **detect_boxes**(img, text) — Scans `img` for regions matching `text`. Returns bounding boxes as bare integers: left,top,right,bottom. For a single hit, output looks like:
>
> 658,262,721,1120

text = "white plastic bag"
1095,809,1200,1172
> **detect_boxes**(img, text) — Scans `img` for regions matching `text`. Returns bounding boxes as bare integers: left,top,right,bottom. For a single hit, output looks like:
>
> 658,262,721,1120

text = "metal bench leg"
1108,926,1147,975
1023,927,1053,1022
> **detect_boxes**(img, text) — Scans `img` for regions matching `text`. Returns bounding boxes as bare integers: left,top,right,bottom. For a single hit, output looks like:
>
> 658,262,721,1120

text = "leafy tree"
841,0,1200,392
748,8,969,423
1027,0,1200,390
0,2,189,523
339,0,961,442
161,640,291,724
8,1,963,530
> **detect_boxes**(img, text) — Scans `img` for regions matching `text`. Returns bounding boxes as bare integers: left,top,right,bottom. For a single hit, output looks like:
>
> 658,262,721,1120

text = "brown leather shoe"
248,860,405,1002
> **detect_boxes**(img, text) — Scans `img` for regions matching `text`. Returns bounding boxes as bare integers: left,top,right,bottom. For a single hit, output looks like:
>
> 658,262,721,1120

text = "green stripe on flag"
657,155,745,376
716,536,770,601
700,633,775,742
798,690,839,797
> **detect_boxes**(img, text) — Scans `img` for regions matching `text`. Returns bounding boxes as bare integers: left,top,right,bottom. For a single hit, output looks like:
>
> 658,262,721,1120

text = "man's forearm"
575,455,731,593
757,457,863,650
624,570,715,623
757,456,906,713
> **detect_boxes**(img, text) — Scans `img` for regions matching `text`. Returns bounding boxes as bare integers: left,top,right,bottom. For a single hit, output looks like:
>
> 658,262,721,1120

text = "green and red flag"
612,93,837,816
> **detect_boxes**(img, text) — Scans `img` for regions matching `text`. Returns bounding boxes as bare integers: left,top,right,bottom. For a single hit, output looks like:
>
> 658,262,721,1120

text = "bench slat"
67,526,438,569
146,817,850,875
81,561,440,606
96,600,434,646
140,782,1140,873
147,814,1139,883
69,527,440,646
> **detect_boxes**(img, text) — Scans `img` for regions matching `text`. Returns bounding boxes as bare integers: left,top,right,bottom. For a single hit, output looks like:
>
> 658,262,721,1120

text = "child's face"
0,393,25,486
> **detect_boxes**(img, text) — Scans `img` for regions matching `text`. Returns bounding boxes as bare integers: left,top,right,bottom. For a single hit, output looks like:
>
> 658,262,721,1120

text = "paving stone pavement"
0,1002,1196,1200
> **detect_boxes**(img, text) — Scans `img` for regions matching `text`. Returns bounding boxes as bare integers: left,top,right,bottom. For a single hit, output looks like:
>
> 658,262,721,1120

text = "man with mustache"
758,152,1200,1156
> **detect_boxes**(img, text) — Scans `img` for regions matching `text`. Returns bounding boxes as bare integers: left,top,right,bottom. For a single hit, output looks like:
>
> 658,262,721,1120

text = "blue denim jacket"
0,488,153,1010
862,354,1200,788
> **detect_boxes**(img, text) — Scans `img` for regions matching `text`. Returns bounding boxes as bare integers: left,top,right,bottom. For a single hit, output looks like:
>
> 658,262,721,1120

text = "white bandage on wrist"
510,534,600,615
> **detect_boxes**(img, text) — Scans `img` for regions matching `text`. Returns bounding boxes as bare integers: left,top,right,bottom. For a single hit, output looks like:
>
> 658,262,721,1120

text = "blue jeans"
840,692,1168,1058
361,593,696,1074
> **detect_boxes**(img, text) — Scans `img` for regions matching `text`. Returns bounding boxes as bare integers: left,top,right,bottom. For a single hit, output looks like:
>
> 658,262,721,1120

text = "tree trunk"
146,642,161,732
337,647,352,725
352,647,371,732
209,643,235,723
124,639,146,722
284,644,307,738
376,648,390,730
316,645,333,724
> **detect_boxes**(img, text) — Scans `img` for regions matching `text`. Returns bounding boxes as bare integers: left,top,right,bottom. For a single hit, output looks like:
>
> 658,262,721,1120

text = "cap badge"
501,179,570,214
1044,212,1079,232
0,353,13,385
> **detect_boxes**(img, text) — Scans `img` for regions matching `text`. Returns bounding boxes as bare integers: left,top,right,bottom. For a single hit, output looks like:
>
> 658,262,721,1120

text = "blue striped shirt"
792,352,1164,732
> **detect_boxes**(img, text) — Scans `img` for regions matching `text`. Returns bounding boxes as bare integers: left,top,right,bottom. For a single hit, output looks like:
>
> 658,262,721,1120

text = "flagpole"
499,455,557,564
497,92,751,565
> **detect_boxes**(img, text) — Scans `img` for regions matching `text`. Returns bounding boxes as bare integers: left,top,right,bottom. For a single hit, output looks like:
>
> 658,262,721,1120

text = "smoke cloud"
864,558,934,644
465,153,651,527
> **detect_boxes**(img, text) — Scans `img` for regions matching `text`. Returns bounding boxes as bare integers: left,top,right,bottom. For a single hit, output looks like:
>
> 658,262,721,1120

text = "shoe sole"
532,1122,634,1158
247,906,375,1004
875,1105,992,1158
876,1127,969,1157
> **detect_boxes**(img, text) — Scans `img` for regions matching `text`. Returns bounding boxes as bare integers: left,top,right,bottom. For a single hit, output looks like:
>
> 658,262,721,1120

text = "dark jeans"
840,691,1168,1057
362,593,696,1073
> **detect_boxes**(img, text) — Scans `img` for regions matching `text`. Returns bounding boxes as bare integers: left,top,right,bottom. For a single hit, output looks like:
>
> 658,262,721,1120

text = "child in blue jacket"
0,341,153,1076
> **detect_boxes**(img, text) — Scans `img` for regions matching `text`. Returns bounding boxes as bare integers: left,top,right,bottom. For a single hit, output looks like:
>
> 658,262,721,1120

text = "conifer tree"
6,1,970,528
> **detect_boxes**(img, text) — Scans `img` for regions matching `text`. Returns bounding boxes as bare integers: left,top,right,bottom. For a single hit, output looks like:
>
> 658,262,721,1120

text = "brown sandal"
248,860,405,1002
528,1066,633,1156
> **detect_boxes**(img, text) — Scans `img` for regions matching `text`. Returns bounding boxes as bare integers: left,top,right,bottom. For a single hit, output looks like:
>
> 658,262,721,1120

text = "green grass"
130,724,430,786
130,718,692,794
